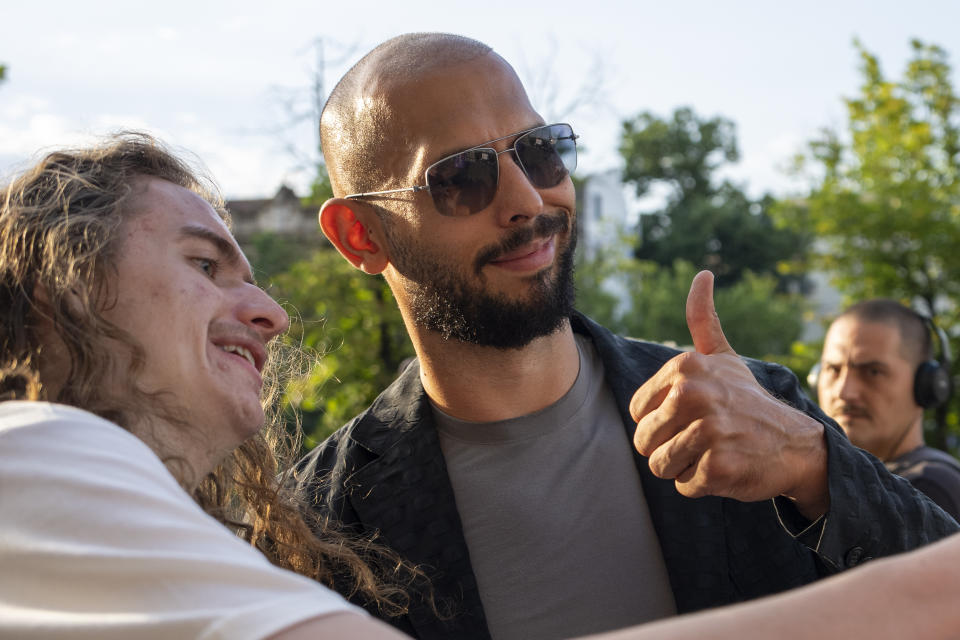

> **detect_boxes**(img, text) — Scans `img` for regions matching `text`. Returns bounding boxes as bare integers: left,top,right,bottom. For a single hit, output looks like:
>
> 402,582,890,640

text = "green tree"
245,231,317,283
586,106,809,364
575,239,808,361
303,160,333,209
782,39,960,314
620,107,810,290
781,39,960,450
270,246,412,446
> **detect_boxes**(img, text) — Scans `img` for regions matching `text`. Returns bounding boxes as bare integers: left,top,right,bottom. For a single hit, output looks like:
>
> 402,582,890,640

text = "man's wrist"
780,413,829,520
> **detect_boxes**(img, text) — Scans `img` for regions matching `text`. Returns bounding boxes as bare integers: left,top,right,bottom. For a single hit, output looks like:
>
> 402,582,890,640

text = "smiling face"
817,316,924,460
373,53,578,348
102,177,288,476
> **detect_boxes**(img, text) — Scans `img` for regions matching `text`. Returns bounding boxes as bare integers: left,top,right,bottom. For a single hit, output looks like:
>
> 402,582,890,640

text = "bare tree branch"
515,37,613,125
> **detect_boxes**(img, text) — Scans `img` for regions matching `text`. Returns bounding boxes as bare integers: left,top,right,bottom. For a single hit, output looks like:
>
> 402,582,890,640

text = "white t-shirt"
0,401,363,640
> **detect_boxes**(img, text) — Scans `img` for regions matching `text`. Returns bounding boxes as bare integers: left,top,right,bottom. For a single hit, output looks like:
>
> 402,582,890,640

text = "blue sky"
2,0,959,203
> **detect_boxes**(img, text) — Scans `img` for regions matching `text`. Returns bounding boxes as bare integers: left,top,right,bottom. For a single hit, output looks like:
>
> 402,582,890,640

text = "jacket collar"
344,359,491,639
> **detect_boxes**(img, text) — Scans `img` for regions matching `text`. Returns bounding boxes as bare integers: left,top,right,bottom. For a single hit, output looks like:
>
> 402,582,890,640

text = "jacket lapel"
345,362,492,639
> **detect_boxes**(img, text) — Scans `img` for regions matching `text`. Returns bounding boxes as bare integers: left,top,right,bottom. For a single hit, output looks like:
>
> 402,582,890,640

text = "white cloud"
0,97,78,156
174,112,201,125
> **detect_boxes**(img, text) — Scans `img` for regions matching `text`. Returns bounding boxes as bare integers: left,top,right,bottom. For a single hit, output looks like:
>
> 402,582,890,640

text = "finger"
632,392,686,456
685,270,736,355
628,369,673,423
647,425,702,481
652,439,719,501
673,458,710,499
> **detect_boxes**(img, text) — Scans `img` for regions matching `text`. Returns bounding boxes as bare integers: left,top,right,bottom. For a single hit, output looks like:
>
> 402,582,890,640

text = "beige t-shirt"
0,401,363,640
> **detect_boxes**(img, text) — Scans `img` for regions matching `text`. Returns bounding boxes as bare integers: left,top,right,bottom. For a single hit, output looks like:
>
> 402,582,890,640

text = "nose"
491,149,545,225
834,366,860,402
238,283,289,341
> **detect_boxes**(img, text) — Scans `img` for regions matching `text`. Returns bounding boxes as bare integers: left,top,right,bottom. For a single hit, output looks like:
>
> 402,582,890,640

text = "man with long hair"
0,133,415,639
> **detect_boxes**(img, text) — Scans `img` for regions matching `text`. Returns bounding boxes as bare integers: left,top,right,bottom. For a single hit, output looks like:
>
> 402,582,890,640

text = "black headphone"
916,318,953,408
808,314,953,409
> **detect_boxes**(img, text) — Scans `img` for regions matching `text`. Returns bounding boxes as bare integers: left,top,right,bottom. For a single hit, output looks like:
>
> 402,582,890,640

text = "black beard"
386,213,577,350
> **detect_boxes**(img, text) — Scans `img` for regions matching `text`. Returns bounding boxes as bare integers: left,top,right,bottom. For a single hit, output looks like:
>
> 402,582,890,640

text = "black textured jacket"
297,312,959,639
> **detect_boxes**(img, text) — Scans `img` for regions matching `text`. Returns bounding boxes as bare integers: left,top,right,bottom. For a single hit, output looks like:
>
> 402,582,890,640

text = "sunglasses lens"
515,124,577,189
426,149,499,216
423,124,577,216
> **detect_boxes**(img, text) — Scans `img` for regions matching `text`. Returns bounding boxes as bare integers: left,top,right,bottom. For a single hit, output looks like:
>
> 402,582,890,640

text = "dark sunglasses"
345,123,578,217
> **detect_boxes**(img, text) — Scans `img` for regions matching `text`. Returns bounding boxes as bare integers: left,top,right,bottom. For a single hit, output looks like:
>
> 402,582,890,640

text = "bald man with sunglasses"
296,33,957,640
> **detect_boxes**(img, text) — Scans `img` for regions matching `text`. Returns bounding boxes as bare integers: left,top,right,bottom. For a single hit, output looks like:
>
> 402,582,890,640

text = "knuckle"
666,377,694,402
686,416,719,443
669,380,709,415
671,351,694,373
676,479,708,499
673,350,707,374
696,451,732,484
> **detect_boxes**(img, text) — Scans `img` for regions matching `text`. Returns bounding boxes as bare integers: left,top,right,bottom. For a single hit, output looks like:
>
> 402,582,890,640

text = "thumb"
686,270,736,355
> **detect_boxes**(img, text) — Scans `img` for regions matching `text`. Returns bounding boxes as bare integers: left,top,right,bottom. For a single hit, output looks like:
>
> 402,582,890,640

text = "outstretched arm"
581,532,960,640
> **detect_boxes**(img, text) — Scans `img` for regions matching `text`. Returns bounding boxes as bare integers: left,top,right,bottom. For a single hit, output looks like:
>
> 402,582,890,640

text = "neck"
885,417,925,461
413,319,580,422
130,412,216,492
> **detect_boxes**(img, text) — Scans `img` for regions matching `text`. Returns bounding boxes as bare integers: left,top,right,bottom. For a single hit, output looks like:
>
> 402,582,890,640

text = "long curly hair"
0,131,424,617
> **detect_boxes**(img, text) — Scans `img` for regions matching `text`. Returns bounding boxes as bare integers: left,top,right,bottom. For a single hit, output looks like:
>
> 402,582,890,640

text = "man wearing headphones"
815,299,960,521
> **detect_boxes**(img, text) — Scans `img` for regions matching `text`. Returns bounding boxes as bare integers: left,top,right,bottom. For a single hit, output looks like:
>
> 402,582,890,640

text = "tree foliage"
246,231,317,281
620,107,810,290
593,107,809,364
575,241,807,361
303,160,333,209
622,107,739,201
267,244,412,446
780,39,960,450
780,40,960,316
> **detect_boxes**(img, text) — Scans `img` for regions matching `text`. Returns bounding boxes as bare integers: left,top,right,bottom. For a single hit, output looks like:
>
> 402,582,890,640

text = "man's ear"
319,199,389,275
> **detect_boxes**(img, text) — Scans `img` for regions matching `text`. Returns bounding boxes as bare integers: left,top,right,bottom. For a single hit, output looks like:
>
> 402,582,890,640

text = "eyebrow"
179,225,255,284
824,359,889,371
851,360,889,370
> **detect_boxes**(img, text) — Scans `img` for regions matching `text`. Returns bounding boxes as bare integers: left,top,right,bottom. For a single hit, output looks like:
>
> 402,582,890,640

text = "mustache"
835,403,870,419
473,213,570,273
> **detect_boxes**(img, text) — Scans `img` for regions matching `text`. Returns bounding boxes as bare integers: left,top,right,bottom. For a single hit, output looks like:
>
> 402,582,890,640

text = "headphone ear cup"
807,362,821,391
914,360,952,409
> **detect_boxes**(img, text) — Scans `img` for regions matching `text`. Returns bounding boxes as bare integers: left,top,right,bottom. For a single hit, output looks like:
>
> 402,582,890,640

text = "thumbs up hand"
630,271,829,519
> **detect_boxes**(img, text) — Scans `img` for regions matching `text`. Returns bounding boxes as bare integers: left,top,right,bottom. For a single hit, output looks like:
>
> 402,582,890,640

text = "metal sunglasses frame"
343,123,578,208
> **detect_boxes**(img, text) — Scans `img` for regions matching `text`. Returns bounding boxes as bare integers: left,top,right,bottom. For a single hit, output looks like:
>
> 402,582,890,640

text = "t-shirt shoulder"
0,401,361,640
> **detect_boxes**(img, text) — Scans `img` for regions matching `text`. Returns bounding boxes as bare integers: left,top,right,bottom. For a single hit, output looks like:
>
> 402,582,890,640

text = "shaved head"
321,33,494,196
834,299,933,366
